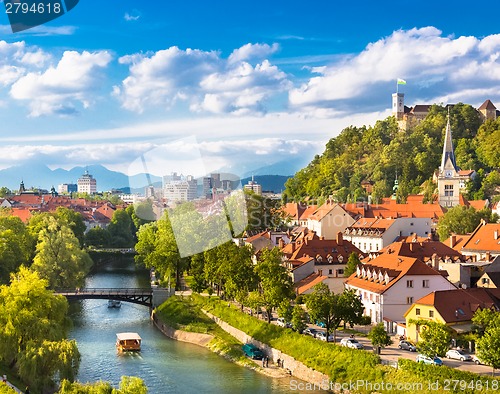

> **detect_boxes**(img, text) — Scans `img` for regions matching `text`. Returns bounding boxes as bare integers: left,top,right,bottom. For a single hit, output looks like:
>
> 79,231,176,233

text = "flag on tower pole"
396,78,406,93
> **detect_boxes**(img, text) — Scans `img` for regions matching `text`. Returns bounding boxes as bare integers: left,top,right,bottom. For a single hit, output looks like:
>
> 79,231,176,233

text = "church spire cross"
440,109,459,173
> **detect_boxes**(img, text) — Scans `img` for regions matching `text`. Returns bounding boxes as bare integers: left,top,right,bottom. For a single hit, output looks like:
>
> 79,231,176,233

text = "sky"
0,0,500,182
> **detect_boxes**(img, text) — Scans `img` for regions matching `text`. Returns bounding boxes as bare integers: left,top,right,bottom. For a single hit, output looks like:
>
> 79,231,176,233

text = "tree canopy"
0,267,80,392
283,104,498,203
437,206,498,240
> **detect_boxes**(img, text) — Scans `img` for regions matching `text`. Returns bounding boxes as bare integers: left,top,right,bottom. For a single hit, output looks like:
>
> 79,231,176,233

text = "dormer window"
356,266,361,276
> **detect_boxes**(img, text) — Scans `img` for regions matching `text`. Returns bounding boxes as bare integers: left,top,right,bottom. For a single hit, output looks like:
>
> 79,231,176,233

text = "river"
68,258,322,393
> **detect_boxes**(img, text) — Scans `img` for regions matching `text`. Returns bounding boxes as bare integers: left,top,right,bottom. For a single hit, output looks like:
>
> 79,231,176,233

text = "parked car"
416,354,443,366
277,318,292,328
445,349,472,361
316,331,334,342
472,355,485,365
303,327,318,338
242,343,264,360
340,338,364,349
398,340,416,352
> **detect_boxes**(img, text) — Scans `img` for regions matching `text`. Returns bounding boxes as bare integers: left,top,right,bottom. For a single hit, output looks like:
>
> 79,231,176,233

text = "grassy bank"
155,295,254,367
190,294,499,393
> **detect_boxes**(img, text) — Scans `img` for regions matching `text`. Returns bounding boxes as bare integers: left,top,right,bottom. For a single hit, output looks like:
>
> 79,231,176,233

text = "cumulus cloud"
10,50,112,116
114,43,289,115
289,27,500,112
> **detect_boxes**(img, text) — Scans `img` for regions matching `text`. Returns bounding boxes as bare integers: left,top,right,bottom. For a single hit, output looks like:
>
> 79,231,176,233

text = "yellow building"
404,288,500,342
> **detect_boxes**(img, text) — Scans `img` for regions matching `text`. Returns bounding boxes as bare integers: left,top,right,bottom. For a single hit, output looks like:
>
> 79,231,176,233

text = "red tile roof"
345,254,448,294
376,241,465,263
460,222,500,253
10,208,32,223
294,272,328,294
412,288,500,323
281,231,362,263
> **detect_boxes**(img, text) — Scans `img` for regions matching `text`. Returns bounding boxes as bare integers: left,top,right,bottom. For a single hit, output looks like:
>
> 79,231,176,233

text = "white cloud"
124,12,141,21
10,50,112,116
288,27,500,111
115,43,288,115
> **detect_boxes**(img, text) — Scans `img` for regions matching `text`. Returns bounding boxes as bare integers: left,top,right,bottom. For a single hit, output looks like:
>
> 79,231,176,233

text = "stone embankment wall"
151,311,213,347
203,311,330,386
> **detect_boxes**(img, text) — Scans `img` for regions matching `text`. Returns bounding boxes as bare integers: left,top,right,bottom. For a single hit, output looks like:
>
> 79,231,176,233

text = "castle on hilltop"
392,92,499,131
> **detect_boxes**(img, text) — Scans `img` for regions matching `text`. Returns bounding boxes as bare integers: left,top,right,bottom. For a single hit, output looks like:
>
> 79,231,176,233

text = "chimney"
319,236,324,240
450,234,456,248
410,243,415,252
486,252,491,262
291,242,296,253
495,230,499,241
278,238,284,249
336,231,344,246
431,253,439,271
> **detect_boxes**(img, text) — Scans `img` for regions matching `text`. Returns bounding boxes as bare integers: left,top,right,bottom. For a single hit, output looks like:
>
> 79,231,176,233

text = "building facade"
77,171,97,194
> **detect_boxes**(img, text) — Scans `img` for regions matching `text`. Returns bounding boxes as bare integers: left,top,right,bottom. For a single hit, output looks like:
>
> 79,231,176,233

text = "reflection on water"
68,258,323,393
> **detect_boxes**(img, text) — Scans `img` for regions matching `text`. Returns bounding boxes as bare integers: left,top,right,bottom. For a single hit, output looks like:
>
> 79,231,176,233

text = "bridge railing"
55,288,152,295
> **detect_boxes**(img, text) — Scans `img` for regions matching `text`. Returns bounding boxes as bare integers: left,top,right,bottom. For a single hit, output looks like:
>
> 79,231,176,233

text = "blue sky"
0,1,499,181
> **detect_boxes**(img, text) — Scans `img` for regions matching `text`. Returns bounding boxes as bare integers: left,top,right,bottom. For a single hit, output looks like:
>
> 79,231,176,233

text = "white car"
316,331,334,342
472,355,484,365
276,318,292,328
445,349,472,361
340,338,364,349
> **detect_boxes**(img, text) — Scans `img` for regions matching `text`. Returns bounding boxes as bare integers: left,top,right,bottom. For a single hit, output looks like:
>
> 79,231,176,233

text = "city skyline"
0,1,499,177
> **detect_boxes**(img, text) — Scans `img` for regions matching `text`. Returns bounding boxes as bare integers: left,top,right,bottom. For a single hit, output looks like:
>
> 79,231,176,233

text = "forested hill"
283,103,500,203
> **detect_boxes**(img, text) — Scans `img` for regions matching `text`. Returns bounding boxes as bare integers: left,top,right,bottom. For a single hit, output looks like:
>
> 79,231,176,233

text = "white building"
343,217,431,253
163,173,197,202
306,201,355,240
244,176,262,195
345,254,456,333
77,171,97,194
58,183,77,194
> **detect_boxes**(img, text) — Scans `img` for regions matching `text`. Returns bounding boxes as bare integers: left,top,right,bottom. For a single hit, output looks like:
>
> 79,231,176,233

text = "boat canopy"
116,332,142,341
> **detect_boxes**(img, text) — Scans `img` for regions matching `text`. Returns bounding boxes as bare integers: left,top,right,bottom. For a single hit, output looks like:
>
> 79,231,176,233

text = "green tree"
58,376,147,394
0,267,80,392
0,215,33,283
0,187,11,198
437,206,497,240
344,252,360,277
409,320,451,357
55,207,87,247
472,308,500,334
255,247,294,323
85,226,112,248
32,216,93,289
291,304,307,334
368,323,392,353
339,289,365,329
108,209,135,247
189,253,207,293
277,299,293,323
476,325,500,373
305,283,342,342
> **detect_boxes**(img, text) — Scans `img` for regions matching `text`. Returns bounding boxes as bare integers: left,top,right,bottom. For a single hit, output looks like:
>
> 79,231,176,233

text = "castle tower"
478,99,497,122
437,112,460,207
392,93,405,120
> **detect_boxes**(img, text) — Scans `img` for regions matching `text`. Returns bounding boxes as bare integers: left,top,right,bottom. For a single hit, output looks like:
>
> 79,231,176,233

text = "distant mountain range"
0,163,291,194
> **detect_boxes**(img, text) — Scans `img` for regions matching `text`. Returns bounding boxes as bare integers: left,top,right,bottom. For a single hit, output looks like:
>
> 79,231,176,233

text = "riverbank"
153,295,290,380
157,294,500,394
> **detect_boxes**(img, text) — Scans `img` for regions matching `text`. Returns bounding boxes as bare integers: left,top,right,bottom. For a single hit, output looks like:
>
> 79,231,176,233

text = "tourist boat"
116,332,141,351
108,300,122,308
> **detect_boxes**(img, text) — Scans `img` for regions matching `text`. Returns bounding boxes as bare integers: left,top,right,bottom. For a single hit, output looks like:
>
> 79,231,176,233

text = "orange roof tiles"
413,288,500,323
377,241,465,263
281,231,362,263
345,254,447,294
294,272,328,294
10,208,32,223
460,222,500,253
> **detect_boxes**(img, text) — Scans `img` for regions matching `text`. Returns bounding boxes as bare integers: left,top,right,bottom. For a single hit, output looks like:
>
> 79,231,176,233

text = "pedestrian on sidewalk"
265,357,269,367
262,356,266,367
277,358,281,367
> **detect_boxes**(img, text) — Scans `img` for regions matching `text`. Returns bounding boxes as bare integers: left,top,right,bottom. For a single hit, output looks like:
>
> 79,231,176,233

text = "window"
422,280,429,288
429,310,434,318
337,269,344,275
415,308,421,316
328,269,333,275
407,297,413,304
444,184,454,197
407,280,413,288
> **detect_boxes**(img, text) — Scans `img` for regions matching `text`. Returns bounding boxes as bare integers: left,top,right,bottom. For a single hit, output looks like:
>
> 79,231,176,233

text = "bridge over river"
56,287,174,308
